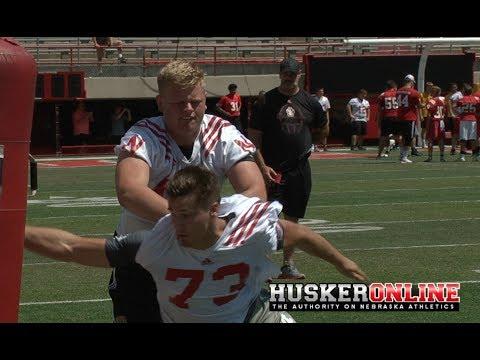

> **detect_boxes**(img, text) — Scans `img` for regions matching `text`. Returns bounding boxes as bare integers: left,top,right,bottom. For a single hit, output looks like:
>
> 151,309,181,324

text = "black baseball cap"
228,83,237,91
279,58,300,73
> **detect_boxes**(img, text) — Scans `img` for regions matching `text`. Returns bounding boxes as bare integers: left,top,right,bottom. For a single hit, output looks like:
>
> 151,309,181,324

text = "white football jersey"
134,194,283,323
450,91,463,116
114,115,256,234
348,98,370,122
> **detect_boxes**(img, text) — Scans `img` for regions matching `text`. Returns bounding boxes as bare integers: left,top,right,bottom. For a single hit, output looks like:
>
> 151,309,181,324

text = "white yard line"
20,298,111,306
309,199,480,208
315,186,477,195
28,214,116,220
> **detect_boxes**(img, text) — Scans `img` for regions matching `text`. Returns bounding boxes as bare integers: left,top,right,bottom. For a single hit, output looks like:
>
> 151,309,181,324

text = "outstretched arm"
24,226,111,267
279,220,368,282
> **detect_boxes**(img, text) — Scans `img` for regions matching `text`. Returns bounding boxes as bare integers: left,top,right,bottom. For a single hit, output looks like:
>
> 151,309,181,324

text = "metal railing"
17,37,480,76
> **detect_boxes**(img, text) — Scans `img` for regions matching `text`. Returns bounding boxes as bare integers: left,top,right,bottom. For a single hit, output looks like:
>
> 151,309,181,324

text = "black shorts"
444,117,455,132
108,238,162,322
227,116,243,133
392,121,416,146
351,121,367,135
267,155,311,219
381,117,396,137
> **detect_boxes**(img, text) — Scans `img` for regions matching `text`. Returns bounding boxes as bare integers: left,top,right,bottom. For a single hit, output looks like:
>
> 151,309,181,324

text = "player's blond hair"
157,60,205,94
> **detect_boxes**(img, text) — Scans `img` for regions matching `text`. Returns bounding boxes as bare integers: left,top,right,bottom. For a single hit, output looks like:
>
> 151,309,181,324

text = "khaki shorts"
245,289,296,323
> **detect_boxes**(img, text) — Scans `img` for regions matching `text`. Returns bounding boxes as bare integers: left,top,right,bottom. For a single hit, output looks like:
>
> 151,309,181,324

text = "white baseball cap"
405,74,416,83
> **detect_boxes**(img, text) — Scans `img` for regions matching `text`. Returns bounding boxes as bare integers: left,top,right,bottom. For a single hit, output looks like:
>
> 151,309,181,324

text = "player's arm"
116,151,169,222
227,158,267,201
24,226,111,267
279,219,367,282
346,103,354,121
248,129,278,185
216,98,231,119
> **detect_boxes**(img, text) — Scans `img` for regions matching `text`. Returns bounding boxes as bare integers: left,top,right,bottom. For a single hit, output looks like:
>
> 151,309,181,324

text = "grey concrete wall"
85,74,305,99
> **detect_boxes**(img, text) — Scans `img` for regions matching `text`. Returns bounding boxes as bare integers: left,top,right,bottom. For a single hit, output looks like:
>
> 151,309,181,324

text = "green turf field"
20,151,480,322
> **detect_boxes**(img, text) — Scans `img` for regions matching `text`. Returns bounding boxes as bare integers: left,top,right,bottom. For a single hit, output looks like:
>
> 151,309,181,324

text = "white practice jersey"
450,91,463,116
132,194,283,323
114,115,256,234
348,98,370,122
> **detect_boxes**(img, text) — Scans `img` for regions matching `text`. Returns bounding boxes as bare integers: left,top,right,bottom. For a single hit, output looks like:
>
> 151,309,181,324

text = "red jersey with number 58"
396,86,420,121
134,194,283,323
378,88,398,118
457,95,480,121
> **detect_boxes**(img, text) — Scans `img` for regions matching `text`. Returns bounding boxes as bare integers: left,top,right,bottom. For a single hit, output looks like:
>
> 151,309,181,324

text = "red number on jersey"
212,263,250,306
165,268,204,309
165,263,250,308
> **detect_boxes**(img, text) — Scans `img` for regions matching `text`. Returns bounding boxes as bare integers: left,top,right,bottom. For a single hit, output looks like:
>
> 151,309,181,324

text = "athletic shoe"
400,157,413,163
277,264,306,280
424,157,432,162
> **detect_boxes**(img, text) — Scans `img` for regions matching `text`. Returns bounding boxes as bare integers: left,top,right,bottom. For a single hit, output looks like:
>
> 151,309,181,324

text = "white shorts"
459,121,477,141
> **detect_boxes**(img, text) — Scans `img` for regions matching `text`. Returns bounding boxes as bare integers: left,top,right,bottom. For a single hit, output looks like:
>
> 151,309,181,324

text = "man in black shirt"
248,58,326,279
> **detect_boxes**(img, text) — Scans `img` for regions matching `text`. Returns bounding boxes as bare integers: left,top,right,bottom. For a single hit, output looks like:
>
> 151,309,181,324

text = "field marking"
341,243,480,252
472,270,480,274
313,175,480,183
314,186,477,195
28,214,116,220
20,298,111,306
20,280,480,306
332,217,480,225
309,199,480,208
23,261,67,266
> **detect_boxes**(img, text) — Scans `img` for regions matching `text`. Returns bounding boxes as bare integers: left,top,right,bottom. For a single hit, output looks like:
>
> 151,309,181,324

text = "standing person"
472,84,480,157
347,89,370,151
110,60,267,323
248,58,326,280
312,88,331,152
110,104,132,144
419,82,434,149
216,83,243,133
72,101,94,145
455,84,480,162
376,80,398,159
92,37,126,63
424,86,447,162
394,74,421,163
445,83,464,155
24,166,367,323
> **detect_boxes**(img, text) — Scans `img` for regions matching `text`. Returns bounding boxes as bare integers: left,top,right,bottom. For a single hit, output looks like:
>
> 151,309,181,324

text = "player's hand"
261,165,278,184
336,258,368,282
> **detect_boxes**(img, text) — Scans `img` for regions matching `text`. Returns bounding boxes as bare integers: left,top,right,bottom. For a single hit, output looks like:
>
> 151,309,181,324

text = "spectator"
347,89,370,151
216,83,243,132
312,88,331,151
110,104,132,144
72,101,94,145
92,37,126,74
248,58,326,280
